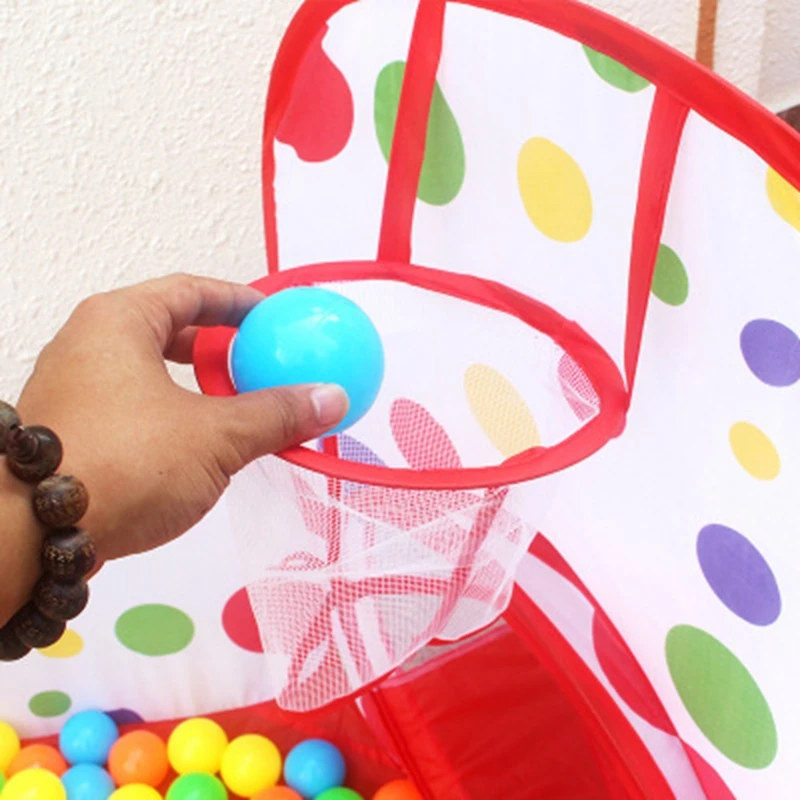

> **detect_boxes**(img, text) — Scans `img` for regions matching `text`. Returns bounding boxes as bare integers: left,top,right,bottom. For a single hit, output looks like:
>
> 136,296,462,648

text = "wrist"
0,403,98,659
0,465,46,627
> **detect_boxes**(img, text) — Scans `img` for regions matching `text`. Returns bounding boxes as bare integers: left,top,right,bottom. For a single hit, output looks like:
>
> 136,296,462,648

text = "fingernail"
311,384,349,427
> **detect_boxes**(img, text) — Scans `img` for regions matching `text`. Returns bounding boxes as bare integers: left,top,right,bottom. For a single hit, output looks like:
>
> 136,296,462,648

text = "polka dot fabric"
7,1,800,798
538,112,800,797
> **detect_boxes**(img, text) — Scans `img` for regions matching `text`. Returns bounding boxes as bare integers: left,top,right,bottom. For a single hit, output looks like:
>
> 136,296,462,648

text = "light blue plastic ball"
62,764,115,800
283,739,346,798
231,288,384,435
59,711,119,765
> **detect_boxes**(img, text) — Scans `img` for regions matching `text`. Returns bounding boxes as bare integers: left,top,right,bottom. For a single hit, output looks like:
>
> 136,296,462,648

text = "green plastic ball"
314,790,363,800
166,774,227,800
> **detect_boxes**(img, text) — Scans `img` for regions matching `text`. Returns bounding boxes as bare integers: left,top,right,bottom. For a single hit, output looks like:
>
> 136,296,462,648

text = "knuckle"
72,292,111,320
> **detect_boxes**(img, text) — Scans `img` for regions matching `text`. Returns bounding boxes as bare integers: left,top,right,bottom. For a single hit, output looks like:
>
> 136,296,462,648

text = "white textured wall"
0,0,796,401
760,0,800,110
0,1,302,397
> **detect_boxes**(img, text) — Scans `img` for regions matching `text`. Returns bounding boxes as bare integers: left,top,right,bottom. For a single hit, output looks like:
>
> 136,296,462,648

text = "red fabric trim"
193,260,627,489
261,0,358,275
451,0,800,193
504,589,676,800
624,90,689,392
377,0,447,263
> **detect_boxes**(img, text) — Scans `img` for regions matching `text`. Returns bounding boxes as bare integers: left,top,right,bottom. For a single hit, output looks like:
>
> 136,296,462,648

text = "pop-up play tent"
5,0,800,797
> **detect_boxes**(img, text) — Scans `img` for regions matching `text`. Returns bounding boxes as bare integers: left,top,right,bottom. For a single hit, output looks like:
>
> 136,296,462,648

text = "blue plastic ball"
59,711,119,766
283,739,346,799
231,288,384,435
62,764,115,800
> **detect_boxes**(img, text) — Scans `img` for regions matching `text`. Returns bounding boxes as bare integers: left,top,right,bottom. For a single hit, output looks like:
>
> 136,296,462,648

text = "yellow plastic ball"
0,721,21,773
3,768,66,800
167,719,228,776
109,785,162,800
220,735,282,797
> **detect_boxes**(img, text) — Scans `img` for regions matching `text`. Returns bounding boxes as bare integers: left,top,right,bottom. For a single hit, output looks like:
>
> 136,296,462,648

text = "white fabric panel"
411,2,654,372
542,111,800,797
273,0,419,269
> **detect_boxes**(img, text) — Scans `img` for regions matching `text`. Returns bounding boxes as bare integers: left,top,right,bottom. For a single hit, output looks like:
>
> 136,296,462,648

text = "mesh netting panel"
222,277,600,711
308,280,599,468
227,457,556,711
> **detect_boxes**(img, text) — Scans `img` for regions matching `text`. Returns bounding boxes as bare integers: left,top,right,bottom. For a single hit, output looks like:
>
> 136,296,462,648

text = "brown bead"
0,623,31,661
33,475,90,528
0,402,20,454
6,425,63,483
42,527,97,579
12,603,65,649
33,576,89,621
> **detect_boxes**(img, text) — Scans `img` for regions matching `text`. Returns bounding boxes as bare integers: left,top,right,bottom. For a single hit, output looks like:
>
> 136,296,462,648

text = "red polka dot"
222,589,263,653
683,743,736,800
276,25,354,162
592,610,675,734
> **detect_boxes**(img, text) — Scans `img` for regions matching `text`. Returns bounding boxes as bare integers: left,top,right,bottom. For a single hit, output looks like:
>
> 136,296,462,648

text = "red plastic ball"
108,731,169,787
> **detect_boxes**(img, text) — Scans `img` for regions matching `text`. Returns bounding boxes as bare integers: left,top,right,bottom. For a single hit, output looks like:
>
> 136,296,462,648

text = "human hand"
14,273,348,567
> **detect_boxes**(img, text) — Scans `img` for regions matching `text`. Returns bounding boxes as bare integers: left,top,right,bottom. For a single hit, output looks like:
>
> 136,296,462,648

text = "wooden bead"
33,475,89,528
0,401,20,454
0,623,31,661
42,527,97,580
33,576,89,622
6,425,63,483
12,603,65,649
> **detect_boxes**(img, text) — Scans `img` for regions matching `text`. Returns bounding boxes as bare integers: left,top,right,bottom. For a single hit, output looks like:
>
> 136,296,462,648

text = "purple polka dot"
338,435,386,468
741,319,800,387
105,709,144,726
697,525,781,625
316,435,385,468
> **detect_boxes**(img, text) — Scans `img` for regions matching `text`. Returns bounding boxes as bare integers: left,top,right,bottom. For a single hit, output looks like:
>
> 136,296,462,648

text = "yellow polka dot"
39,629,84,659
729,422,780,481
465,364,539,457
517,138,592,242
766,167,800,232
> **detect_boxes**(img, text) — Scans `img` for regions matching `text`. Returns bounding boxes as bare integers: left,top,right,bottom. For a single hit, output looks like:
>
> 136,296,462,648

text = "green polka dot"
29,690,72,718
375,61,465,206
666,625,777,768
115,604,194,656
0,772,6,791
652,244,689,306
583,46,651,93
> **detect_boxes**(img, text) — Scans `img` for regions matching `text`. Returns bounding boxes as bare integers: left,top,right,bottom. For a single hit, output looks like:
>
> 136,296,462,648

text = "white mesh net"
224,277,601,711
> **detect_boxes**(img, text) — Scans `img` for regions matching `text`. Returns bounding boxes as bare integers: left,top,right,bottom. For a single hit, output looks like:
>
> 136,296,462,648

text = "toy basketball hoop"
194,259,627,711
189,0,669,712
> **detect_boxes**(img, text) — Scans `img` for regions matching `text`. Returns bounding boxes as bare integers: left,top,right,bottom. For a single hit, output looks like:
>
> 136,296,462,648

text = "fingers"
213,383,349,472
121,274,264,354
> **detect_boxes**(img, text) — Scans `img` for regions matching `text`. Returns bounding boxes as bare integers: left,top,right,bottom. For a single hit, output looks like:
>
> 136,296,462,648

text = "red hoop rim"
193,260,627,490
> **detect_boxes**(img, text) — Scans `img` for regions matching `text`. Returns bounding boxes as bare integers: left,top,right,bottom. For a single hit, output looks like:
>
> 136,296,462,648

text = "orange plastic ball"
253,790,303,800
109,731,169,788
7,744,68,777
372,780,422,800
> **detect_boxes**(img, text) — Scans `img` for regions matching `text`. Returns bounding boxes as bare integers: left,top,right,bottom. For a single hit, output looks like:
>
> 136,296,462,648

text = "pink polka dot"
222,589,263,653
592,610,675,734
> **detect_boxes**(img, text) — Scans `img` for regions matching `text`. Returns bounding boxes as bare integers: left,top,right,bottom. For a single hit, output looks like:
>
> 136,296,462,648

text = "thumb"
216,383,349,469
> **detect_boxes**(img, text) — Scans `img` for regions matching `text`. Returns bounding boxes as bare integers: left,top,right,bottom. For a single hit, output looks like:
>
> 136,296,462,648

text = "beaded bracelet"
0,401,96,662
